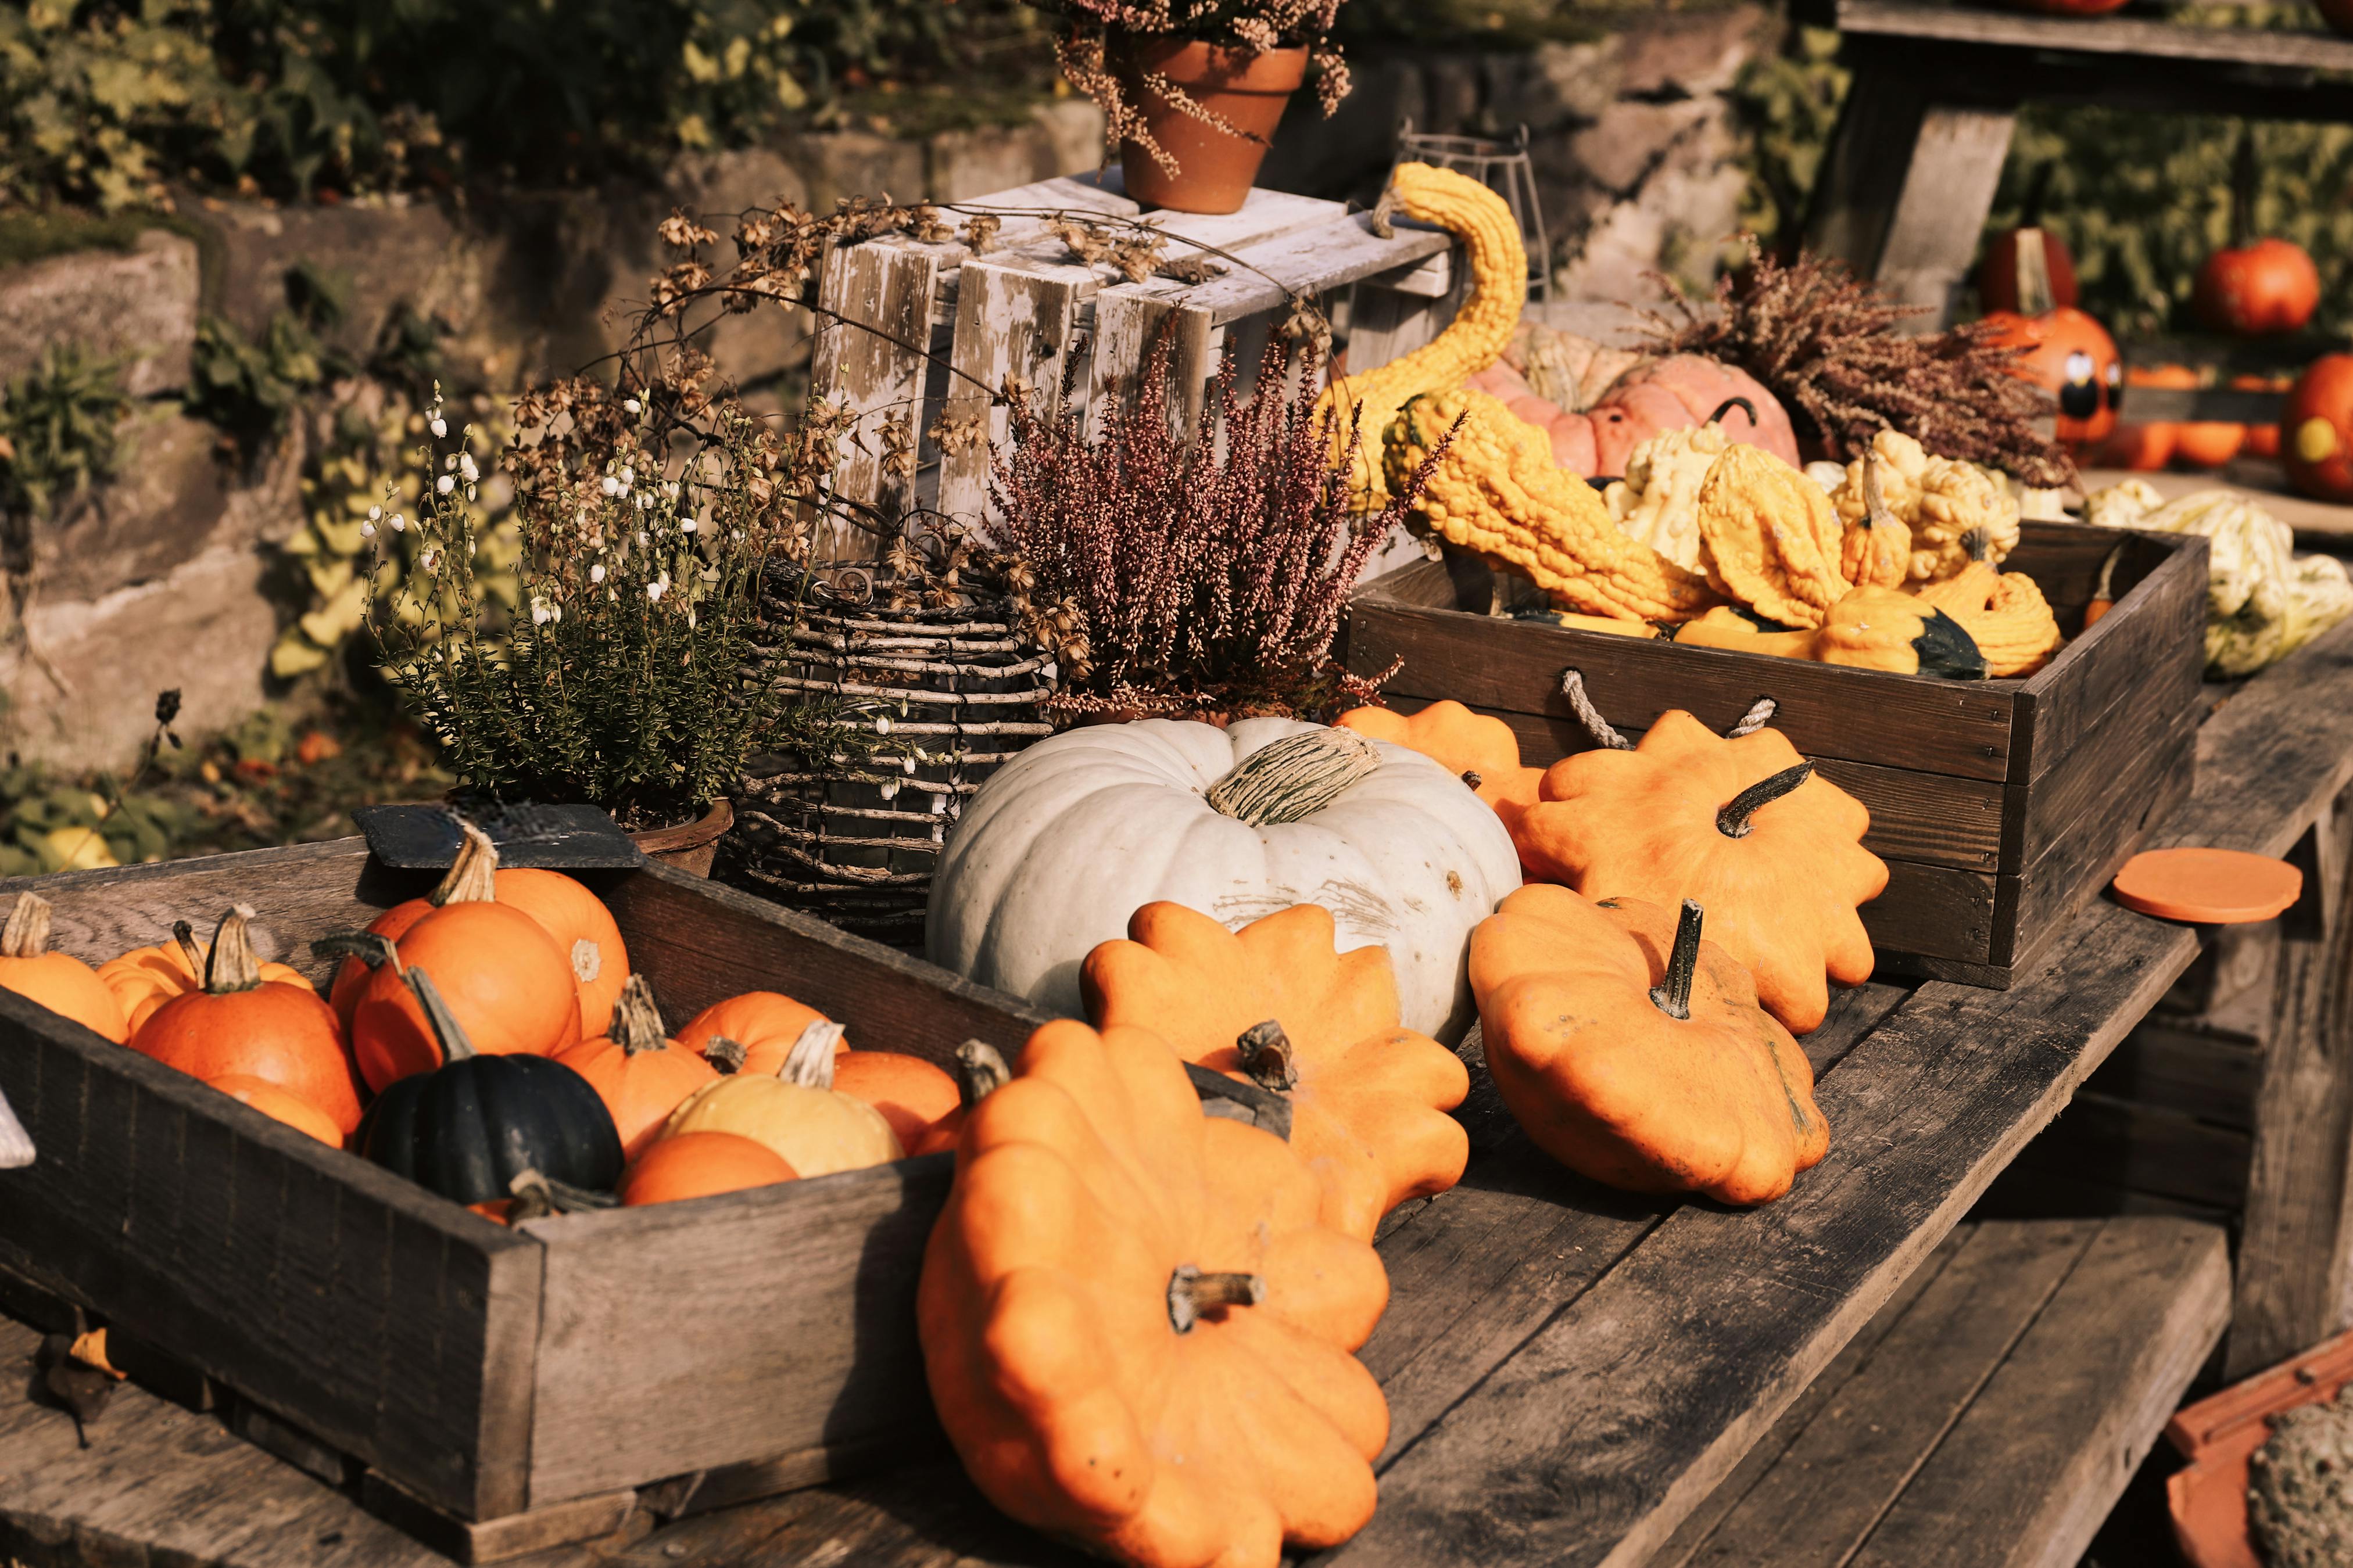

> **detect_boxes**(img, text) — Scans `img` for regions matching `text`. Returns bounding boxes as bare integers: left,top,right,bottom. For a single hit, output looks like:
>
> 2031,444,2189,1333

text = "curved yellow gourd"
1384,387,1720,623
1321,162,1525,511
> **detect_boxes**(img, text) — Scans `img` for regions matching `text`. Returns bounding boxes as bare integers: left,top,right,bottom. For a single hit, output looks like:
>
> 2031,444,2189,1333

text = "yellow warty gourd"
1827,430,2020,585
1321,162,1525,511
1694,444,1850,629
1384,387,1720,622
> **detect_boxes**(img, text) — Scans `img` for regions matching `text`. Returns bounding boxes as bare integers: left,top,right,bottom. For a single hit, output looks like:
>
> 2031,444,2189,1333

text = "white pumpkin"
927,717,1522,1044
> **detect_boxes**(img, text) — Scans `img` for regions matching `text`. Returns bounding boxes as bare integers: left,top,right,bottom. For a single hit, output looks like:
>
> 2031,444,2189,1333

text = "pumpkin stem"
1861,447,1897,535
776,1018,848,1088
203,906,264,995
702,1035,749,1074
2014,228,2056,317
311,930,403,975
403,967,477,1063
1706,396,1758,430
1649,899,1704,1021
1,894,53,960
1234,1021,1299,1092
1717,762,1814,839
608,974,668,1056
507,1167,619,1222
170,920,206,977
1166,1264,1265,1334
954,1039,1011,1107
431,819,500,906
1460,769,1484,790
1205,729,1380,827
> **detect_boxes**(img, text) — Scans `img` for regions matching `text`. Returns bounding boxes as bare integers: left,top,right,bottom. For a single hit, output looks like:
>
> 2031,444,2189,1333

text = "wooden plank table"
12,620,2353,1566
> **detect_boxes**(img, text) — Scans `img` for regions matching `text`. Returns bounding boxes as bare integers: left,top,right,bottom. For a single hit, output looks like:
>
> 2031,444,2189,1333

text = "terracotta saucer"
2112,847,2302,925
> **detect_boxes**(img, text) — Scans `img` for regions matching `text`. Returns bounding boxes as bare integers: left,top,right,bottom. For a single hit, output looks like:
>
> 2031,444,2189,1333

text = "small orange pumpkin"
102,920,314,1035
0,894,128,1043
330,822,626,1039
208,1073,343,1147
1471,887,1829,1204
1083,901,1470,1240
1520,710,1887,1035
134,907,363,1134
675,991,834,1077
1334,701,1547,876
832,1051,961,1152
917,1018,1390,1567
553,975,720,1158
619,1131,798,1205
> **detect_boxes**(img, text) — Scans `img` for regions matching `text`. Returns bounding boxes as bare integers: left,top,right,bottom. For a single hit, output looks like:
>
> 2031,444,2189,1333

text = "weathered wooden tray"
1344,520,2211,988
0,840,1053,1562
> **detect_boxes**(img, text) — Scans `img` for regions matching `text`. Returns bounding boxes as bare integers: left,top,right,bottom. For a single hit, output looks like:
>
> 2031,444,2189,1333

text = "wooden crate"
0,839,1050,1560
1343,520,2210,988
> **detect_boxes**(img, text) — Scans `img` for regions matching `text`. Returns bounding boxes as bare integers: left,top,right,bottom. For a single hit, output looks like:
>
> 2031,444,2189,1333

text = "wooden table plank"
1811,0,2353,71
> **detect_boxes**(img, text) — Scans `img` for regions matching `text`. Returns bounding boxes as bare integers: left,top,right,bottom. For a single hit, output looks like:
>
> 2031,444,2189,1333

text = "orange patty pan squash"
1082,900,1469,1240
1518,710,1885,1034
1471,887,1828,1203
1334,701,1549,877
917,1018,1391,1568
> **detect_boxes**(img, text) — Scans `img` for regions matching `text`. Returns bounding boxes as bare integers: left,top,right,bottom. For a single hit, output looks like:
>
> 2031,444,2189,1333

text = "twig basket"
725,568,1055,947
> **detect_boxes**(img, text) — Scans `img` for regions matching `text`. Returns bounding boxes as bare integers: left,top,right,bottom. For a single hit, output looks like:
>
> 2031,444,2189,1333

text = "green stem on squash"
1717,762,1814,839
1205,729,1380,827
1649,899,1704,1022
1166,1264,1265,1334
403,967,477,1063
954,1039,1011,1106
1,894,52,960
608,974,668,1056
1234,1020,1299,1092
203,906,264,995
777,1018,848,1088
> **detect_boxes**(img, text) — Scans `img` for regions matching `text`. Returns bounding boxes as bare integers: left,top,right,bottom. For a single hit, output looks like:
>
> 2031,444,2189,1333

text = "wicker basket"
725,568,1055,947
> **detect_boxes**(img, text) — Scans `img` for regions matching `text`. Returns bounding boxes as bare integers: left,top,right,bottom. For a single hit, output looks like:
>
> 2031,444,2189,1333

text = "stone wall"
0,102,1103,771
1260,5,1770,301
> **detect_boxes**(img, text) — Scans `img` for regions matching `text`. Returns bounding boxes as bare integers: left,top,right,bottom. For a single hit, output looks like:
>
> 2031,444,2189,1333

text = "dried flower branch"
1642,238,2075,489
987,325,1434,720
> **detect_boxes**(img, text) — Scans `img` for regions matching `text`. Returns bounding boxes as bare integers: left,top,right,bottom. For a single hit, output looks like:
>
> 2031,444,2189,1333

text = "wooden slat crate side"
2008,651,2201,869
1862,859,1996,967
521,1156,954,1505
1089,289,1214,442
808,243,943,560
933,260,1083,522
2014,529,2208,781
0,988,539,1520
600,866,1046,1064
1346,574,2021,781
2000,706,2201,966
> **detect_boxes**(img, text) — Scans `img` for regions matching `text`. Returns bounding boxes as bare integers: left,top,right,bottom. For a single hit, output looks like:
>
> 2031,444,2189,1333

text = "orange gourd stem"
2,892,51,960
434,821,500,905
1717,763,1814,839
1649,899,1704,1020
1166,1265,1266,1333
607,975,668,1056
202,906,267,994
1233,1020,1299,1092
954,1039,1011,1104
313,930,403,978
2083,545,2123,628
779,1020,848,1085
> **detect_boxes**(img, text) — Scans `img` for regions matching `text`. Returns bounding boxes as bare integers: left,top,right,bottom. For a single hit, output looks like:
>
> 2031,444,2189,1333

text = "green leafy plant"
1728,24,1848,260
184,266,350,458
0,342,130,519
370,380,804,827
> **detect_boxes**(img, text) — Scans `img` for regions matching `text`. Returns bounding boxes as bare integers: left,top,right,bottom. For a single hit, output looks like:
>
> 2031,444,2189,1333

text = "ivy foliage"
0,0,1046,210
0,342,130,520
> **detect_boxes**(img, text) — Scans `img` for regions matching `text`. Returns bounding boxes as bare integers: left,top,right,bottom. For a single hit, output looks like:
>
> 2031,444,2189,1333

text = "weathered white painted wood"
1089,288,1214,443
0,1086,29,1168
1347,252,1470,378
934,261,1083,523
1180,214,1452,326
808,242,943,559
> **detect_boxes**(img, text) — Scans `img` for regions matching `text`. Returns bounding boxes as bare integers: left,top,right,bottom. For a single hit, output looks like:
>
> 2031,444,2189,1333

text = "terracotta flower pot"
628,798,733,878
2165,1326,2353,1567
1115,38,1306,215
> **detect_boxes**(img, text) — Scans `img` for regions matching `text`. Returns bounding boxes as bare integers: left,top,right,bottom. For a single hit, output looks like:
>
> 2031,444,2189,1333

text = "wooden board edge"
359,1471,638,1566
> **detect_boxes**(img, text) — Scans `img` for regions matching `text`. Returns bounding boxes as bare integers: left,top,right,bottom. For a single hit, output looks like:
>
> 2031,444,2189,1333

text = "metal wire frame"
1389,120,1552,302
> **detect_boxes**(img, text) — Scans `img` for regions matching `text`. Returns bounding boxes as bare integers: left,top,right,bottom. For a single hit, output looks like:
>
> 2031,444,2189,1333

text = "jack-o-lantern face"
1982,306,2123,446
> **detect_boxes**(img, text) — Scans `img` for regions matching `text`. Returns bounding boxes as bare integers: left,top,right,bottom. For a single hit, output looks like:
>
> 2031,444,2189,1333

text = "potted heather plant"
366,368,814,873
988,324,1441,722
1041,0,1355,213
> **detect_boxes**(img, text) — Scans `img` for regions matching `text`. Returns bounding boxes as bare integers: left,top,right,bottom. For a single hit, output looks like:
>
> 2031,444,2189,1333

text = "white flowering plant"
367,378,804,828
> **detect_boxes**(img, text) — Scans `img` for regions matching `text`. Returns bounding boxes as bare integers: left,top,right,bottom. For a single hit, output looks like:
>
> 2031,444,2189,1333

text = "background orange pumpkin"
2284,355,2353,504
675,991,835,1077
0,894,128,1043
1982,306,2122,446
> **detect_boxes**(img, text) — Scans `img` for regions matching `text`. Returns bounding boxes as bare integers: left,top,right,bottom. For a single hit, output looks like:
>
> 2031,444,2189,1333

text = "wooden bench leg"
2230,799,2353,1377
1802,46,2018,327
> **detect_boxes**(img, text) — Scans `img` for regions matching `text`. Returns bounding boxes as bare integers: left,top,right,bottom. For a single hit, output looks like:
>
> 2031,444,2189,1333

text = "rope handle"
1561,670,1780,749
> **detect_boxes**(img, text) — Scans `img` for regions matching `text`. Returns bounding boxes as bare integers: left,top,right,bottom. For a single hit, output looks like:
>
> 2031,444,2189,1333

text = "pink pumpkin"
1466,353,1800,479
